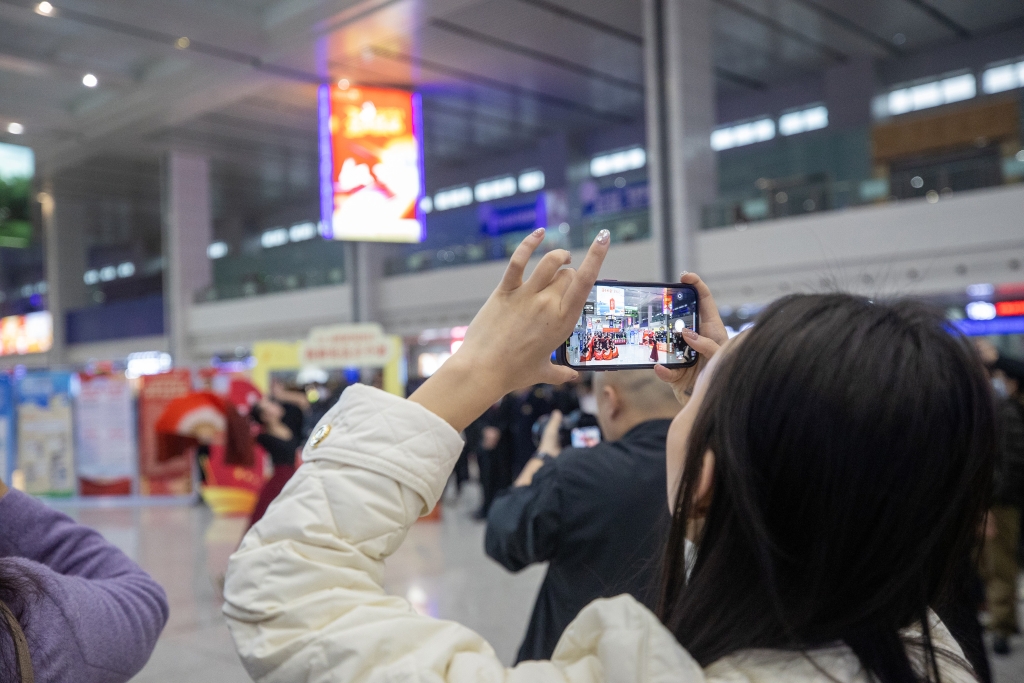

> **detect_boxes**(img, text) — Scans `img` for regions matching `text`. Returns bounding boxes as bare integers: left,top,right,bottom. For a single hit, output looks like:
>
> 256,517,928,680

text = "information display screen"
319,84,425,243
0,311,52,356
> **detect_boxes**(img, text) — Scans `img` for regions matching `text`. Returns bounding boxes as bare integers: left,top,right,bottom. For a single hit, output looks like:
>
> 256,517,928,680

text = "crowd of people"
0,228,1021,683
577,331,621,362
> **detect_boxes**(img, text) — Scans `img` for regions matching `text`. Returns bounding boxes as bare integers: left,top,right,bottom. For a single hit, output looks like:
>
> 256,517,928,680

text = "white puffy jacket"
223,385,975,683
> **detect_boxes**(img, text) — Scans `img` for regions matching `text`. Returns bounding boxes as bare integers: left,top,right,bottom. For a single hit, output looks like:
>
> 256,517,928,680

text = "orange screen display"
0,311,52,356
326,85,424,242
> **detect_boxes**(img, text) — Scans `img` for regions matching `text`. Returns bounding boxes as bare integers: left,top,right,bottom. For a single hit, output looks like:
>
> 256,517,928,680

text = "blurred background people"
247,395,305,528
485,370,681,662
978,340,1024,655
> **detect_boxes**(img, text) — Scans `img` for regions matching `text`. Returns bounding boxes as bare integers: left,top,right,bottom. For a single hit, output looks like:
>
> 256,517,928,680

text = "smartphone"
556,280,700,371
570,426,602,448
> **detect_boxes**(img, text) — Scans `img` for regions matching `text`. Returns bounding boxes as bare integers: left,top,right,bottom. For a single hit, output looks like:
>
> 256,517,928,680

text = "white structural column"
642,0,717,280
39,186,64,365
164,151,213,364
38,182,90,366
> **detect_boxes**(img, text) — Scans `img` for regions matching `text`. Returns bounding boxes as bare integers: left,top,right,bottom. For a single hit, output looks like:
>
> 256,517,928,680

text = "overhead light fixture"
6,123,23,135
260,227,289,248
35,1,53,15
82,73,98,87
710,118,775,151
965,301,996,321
116,262,135,278
337,78,350,90
874,73,975,118
590,147,646,177
518,170,545,193
981,58,1024,94
778,105,828,136
83,270,99,285
99,266,117,282
418,196,433,214
433,186,473,211
175,37,190,49
474,176,517,203
207,242,228,259
288,221,317,242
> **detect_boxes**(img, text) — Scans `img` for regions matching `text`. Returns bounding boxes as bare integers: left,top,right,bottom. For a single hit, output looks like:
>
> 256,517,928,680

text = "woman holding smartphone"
224,227,991,683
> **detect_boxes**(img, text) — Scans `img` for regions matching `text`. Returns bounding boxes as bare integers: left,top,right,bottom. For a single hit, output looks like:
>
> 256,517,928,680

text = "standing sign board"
300,323,396,368
17,372,76,496
76,374,137,495
0,375,13,485
138,369,193,495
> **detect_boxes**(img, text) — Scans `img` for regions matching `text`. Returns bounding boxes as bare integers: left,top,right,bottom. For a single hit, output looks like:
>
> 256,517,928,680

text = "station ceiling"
1,0,1022,177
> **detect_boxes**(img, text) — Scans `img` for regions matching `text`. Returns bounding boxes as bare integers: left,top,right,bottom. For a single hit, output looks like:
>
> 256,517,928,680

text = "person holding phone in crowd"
224,227,992,683
485,369,683,662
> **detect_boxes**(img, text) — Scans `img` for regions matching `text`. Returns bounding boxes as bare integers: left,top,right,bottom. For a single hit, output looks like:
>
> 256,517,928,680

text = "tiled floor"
53,485,1024,682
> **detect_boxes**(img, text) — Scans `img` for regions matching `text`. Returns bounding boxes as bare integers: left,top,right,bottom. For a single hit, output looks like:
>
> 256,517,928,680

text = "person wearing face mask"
483,369,683,662
223,227,991,683
976,340,1024,656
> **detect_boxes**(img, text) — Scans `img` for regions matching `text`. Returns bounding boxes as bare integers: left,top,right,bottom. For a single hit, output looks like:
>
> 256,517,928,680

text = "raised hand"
411,228,611,431
654,272,729,406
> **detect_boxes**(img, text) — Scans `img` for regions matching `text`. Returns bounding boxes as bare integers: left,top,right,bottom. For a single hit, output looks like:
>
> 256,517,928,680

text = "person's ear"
603,385,622,418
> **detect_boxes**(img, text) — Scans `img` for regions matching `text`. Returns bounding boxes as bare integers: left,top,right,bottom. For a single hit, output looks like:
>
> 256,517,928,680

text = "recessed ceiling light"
82,73,98,87
176,37,190,49
337,78,350,90
35,1,53,15
7,122,24,134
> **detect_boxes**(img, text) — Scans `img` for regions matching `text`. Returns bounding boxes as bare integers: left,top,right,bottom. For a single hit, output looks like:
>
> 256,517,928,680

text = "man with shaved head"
485,370,682,663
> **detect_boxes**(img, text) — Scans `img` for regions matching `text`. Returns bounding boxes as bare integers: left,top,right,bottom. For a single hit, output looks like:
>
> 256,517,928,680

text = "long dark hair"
0,560,41,680
660,294,995,682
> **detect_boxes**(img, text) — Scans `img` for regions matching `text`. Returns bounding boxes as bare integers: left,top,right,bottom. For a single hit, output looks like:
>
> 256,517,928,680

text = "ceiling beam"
898,0,971,39
785,0,904,56
713,0,848,63
429,18,643,93
512,0,642,44
360,46,638,124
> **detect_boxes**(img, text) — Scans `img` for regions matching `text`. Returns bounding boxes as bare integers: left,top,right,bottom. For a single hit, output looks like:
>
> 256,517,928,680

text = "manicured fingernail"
682,328,698,339
595,229,610,244
680,271,689,278
532,227,545,237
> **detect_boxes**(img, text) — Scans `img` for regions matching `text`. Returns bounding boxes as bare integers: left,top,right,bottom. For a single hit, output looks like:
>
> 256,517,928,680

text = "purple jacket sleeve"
0,489,169,683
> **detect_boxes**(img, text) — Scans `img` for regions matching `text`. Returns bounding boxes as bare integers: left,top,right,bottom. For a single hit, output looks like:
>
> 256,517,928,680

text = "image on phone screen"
570,426,602,449
563,282,698,369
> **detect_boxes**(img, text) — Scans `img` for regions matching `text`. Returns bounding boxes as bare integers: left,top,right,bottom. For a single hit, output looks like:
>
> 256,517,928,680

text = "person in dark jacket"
485,370,681,662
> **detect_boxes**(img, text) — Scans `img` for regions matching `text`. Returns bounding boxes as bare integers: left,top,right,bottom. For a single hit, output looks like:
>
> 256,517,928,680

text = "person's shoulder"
554,595,705,681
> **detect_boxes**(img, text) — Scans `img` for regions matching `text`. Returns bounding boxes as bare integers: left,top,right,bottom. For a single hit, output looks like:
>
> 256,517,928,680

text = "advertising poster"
596,285,625,316
321,84,424,242
0,142,34,249
138,369,193,495
76,374,136,495
17,372,76,496
0,311,53,356
0,375,13,485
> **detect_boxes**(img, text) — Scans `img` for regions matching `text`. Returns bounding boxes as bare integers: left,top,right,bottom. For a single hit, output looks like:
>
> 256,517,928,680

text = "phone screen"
562,281,699,370
570,426,602,449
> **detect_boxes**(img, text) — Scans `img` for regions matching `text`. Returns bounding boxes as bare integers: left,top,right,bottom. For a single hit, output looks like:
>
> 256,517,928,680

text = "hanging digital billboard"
319,84,425,242
0,311,52,356
0,142,34,249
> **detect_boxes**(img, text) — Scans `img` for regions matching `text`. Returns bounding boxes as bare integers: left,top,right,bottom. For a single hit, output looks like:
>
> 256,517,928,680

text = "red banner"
138,369,193,495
